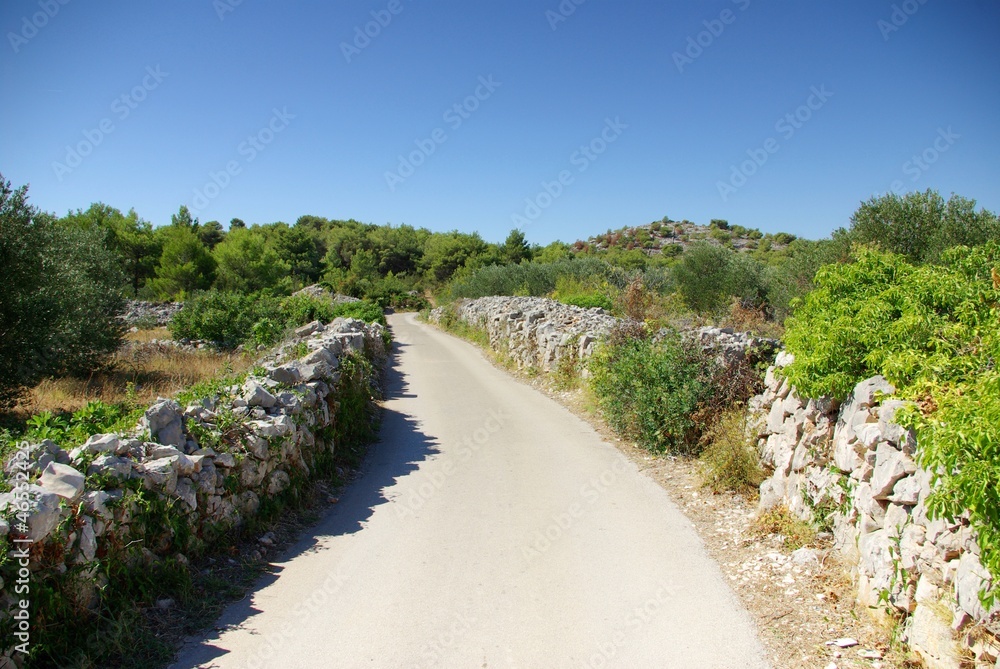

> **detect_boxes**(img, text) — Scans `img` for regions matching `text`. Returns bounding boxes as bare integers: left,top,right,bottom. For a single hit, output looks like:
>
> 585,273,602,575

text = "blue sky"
2,1,998,244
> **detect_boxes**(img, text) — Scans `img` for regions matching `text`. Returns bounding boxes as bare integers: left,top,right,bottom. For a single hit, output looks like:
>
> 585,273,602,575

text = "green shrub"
551,274,614,311
448,258,610,299
0,176,128,408
673,243,734,314
782,244,995,399
560,294,613,310
170,291,386,348
328,300,386,326
169,291,282,348
280,294,335,325
698,409,764,495
589,327,714,454
782,242,1000,601
848,189,999,264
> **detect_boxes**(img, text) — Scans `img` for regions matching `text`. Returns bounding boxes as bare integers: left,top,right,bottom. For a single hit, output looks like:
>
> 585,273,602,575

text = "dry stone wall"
0,317,387,665
429,296,775,373
430,297,618,372
123,300,182,327
751,354,1000,669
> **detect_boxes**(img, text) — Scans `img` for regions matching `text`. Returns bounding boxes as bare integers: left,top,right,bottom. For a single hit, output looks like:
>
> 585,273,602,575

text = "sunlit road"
172,312,770,668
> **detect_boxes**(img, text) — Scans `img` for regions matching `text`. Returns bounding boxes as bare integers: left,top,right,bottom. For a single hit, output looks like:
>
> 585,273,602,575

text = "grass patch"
751,505,817,551
589,325,715,455
427,305,491,349
698,409,764,496
14,340,252,419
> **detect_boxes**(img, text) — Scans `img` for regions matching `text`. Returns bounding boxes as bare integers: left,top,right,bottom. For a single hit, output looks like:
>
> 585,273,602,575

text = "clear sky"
2,0,998,244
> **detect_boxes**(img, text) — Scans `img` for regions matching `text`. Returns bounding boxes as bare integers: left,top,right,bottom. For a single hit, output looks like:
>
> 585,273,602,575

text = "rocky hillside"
577,218,798,256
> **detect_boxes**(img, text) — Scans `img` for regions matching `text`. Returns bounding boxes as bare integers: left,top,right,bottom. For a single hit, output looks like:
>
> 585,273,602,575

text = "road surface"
172,312,770,668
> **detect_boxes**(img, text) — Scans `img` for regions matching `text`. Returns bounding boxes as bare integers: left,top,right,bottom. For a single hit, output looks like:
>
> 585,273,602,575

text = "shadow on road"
171,338,438,668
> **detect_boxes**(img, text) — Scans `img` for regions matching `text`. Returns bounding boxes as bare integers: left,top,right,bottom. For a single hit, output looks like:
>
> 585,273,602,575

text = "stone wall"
0,317,387,665
429,296,776,373
123,300,183,327
430,297,618,372
751,354,1000,668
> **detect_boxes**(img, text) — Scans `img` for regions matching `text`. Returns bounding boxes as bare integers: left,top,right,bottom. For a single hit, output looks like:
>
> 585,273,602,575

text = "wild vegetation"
782,240,1000,600
4,161,1000,602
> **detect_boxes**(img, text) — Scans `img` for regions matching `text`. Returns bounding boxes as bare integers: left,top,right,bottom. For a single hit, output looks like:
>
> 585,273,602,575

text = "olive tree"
0,176,127,408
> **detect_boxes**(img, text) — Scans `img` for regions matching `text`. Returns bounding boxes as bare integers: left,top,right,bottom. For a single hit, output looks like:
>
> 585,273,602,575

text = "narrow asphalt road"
172,312,770,668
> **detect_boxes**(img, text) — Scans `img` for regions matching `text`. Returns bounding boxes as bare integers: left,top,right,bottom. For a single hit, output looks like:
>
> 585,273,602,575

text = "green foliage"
782,244,996,399
905,362,1000,605
782,242,1000,599
560,294,613,310
15,399,144,448
589,328,715,454
502,228,532,264
421,230,493,284
280,294,336,325
449,257,611,300
0,176,128,408
330,353,381,467
849,189,999,264
169,291,282,347
533,241,574,264
551,274,613,311
149,222,216,299
169,290,386,349
328,300,387,326
60,203,161,296
212,226,291,294
673,243,734,314
760,233,852,320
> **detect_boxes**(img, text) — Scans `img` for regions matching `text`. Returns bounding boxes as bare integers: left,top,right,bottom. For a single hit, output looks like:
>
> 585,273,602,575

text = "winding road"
172,312,770,668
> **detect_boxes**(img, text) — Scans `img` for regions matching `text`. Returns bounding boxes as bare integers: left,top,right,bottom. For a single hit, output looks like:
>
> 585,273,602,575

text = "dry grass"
720,298,785,339
751,505,818,551
698,408,765,496
14,334,253,418
125,327,171,343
